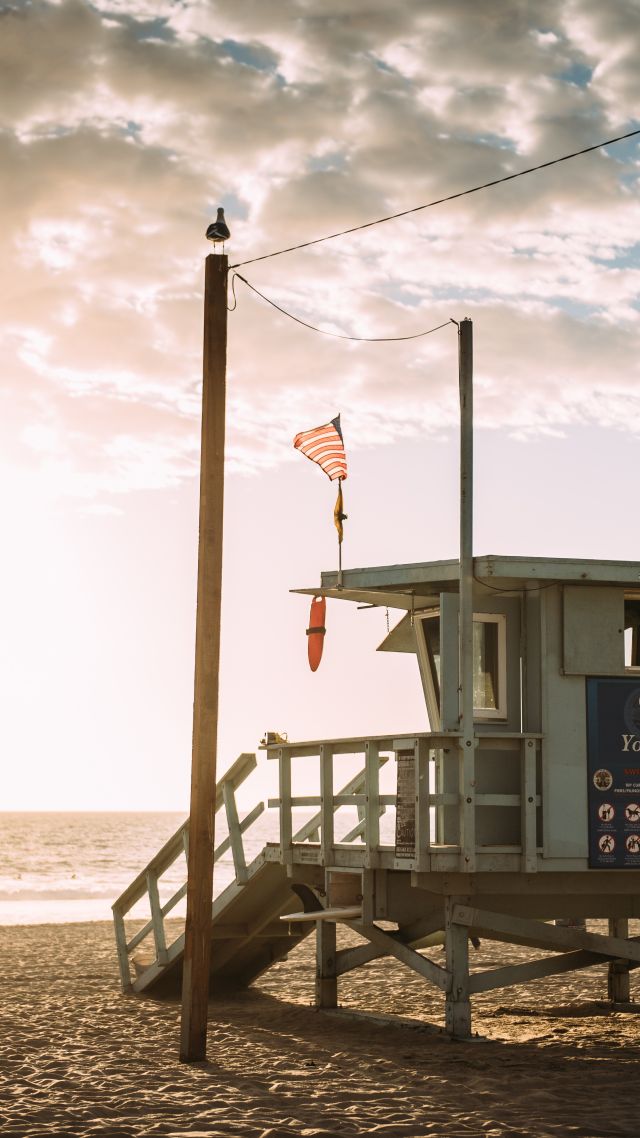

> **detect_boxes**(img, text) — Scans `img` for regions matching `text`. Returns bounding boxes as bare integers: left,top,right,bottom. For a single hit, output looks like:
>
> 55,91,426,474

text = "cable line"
232,273,456,341
230,127,640,270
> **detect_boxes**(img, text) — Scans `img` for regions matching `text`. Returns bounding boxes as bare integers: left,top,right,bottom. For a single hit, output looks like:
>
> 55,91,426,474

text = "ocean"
0,806,396,926
0,810,282,926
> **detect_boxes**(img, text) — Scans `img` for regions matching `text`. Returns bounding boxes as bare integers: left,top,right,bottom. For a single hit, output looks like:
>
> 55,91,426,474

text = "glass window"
422,615,441,703
415,609,507,723
472,613,507,719
414,611,441,729
473,619,499,710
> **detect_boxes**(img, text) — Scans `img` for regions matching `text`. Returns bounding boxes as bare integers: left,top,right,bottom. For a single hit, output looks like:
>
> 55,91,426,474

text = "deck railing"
266,730,542,874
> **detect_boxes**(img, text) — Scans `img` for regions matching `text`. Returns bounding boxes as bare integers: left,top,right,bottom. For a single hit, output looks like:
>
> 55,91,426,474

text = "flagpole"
180,251,228,1063
337,477,344,588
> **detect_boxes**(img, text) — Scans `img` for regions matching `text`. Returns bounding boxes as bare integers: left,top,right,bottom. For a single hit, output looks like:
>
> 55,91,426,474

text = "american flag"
293,415,347,482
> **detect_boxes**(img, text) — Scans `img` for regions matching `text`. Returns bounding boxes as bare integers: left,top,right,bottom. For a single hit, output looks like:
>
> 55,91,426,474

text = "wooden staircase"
112,751,333,996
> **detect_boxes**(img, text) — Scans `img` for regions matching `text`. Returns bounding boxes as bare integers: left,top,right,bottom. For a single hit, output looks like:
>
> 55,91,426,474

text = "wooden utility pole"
180,252,228,1063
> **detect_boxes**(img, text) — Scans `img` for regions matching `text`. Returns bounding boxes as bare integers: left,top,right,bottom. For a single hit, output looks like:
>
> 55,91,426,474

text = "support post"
414,737,431,872
278,748,293,865
458,318,476,872
364,741,380,867
180,252,228,1063
608,918,631,1004
445,896,471,1037
315,919,338,1007
320,744,334,866
113,909,132,992
521,737,538,872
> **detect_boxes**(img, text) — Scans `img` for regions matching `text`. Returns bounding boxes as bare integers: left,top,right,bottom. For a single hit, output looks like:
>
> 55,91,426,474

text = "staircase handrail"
112,751,262,990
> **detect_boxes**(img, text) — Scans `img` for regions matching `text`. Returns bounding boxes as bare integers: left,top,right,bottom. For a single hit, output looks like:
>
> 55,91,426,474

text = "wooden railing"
112,752,264,991
266,731,542,874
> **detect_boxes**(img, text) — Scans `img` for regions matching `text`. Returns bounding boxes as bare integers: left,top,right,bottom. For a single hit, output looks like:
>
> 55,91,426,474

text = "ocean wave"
0,885,129,902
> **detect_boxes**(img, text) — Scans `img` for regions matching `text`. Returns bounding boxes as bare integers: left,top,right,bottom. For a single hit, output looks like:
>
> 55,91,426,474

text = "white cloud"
0,0,639,507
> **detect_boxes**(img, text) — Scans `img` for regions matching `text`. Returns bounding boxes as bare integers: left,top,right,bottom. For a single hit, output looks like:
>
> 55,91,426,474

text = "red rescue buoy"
306,596,326,672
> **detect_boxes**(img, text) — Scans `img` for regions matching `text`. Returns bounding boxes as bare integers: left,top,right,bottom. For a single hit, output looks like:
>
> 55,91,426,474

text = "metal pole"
458,317,474,737
458,317,476,871
180,252,228,1062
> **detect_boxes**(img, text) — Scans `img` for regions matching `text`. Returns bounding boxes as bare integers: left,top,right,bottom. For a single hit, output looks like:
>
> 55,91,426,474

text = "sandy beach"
2,919,640,1138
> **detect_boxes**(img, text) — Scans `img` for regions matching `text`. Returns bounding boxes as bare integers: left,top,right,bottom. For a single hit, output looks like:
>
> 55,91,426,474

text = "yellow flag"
334,479,346,543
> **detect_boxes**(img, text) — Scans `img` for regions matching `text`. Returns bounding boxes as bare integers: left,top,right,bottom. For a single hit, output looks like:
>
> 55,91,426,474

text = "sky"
2,0,640,812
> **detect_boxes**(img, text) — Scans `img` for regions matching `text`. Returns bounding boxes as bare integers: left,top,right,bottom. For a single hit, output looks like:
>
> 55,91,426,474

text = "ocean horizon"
0,810,274,925
0,805,395,926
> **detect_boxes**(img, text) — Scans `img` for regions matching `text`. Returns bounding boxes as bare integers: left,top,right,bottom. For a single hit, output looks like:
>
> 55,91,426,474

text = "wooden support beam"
180,251,228,1064
335,913,445,976
608,918,631,1004
469,947,618,995
445,896,471,1037
453,905,640,963
316,919,338,1007
346,920,451,992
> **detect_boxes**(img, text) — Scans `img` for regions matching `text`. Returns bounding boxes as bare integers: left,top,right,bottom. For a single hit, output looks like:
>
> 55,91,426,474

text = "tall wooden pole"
180,252,228,1063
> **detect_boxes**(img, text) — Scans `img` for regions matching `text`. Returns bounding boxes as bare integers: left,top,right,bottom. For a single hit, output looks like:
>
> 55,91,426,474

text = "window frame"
414,607,508,725
472,611,508,720
414,608,441,730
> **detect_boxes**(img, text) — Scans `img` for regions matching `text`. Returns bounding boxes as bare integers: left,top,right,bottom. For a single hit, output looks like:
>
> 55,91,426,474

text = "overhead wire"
232,272,456,341
229,126,640,270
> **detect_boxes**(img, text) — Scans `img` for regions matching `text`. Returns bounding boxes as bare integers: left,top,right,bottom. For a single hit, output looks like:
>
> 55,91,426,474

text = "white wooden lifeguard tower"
113,551,640,1037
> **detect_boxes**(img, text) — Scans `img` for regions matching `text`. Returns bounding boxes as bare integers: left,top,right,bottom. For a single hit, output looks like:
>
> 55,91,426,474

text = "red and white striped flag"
293,415,347,482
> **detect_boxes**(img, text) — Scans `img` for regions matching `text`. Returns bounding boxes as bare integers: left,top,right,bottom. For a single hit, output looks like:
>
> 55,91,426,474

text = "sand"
1,919,640,1138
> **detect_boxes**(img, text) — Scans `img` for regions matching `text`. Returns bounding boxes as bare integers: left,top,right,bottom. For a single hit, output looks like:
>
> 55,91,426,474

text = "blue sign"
587,677,640,868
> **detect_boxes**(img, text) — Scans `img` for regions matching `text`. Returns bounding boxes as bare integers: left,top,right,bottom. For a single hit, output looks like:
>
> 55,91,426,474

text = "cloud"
1,0,639,505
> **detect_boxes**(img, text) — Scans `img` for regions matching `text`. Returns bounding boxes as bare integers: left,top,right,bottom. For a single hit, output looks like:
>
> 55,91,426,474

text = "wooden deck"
113,732,640,1036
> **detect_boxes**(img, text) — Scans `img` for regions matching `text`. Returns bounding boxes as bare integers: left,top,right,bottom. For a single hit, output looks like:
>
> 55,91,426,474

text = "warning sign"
394,749,416,859
587,678,640,868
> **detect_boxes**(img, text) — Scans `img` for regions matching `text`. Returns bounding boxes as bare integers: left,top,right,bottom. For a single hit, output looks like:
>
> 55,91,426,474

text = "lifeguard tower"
113,318,640,1037
113,552,640,1037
